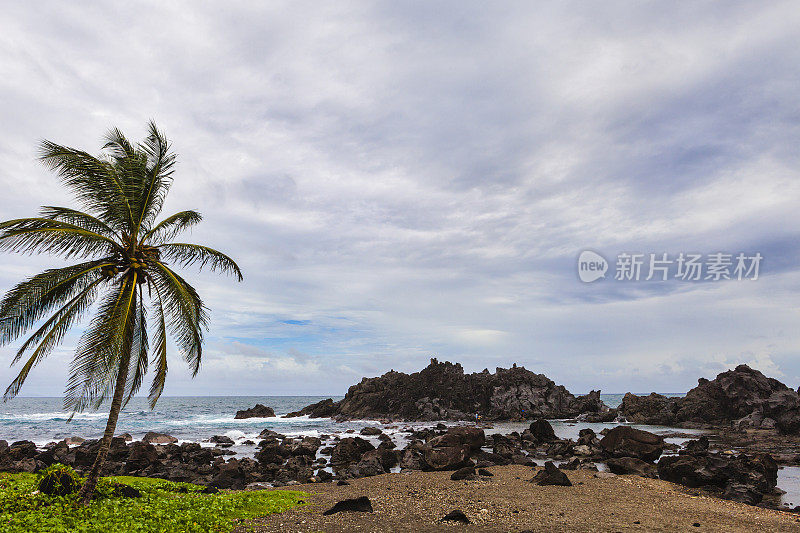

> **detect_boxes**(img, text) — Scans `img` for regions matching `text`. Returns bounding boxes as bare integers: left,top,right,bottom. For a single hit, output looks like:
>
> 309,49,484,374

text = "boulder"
451,466,476,480
599,426,664,462
330,437,375,466
284,398,337,418
657,451,778,503
258,429,286,440
210,435,235,447
422,443,471,471
234,404,275,419
606,457,658,478
256,442,291,465
209,459,246,490
681,436,709,456
323,496,373,515
440,510,470,523
528,419,557,442
620,393,680,425
722,483,763,505
360,427,383,436
428,427,485,452
142,432,178,444
531,461,572,486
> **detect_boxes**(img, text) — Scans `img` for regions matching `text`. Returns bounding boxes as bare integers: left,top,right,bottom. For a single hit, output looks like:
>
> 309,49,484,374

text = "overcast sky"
1,1,799,398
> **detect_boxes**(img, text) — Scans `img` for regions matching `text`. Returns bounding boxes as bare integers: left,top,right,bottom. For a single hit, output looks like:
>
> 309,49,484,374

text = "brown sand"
241,465,800,532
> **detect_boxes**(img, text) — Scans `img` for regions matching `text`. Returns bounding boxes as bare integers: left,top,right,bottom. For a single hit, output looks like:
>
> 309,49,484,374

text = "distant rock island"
286,358,613,421
234,404,276,419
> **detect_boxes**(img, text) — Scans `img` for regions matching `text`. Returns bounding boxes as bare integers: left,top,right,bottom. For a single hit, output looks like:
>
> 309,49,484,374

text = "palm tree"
0,122,242,503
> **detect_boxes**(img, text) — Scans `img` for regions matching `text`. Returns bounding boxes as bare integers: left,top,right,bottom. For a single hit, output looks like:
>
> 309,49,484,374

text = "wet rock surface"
234,404,275,419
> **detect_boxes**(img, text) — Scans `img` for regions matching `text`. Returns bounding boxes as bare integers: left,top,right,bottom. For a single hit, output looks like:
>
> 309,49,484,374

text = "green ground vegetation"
0,470,305,532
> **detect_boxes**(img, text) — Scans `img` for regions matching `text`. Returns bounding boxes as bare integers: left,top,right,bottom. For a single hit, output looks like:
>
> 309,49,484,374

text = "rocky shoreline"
1,362,800,514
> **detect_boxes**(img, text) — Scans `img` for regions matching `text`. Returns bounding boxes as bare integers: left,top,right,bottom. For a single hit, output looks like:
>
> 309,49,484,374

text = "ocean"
1,394,643,446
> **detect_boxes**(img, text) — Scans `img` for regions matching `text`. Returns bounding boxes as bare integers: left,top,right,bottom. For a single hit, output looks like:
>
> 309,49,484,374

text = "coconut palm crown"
0,122,242,501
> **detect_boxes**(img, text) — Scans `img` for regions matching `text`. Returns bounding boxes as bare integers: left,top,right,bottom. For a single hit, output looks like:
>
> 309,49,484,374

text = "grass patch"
0,472,306,532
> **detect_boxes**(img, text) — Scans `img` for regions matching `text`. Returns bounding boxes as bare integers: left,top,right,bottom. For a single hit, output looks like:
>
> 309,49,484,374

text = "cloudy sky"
1,1,799,398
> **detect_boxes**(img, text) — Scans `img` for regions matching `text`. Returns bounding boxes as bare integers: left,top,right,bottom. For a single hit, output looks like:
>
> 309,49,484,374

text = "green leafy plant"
36,464,81,496
0,473,305,532
0,123,243,503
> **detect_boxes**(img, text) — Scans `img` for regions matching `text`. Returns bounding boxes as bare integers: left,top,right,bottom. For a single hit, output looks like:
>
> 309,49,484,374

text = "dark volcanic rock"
531,461,572,486
330,437,375,466
606,457,658,478
234,404,275,419
323,496,373,515
210,435,235,447
620,393,680,425
622,365,800,433
599,426,664,462
657,451,778,504
682,436,709,456
284,398,336,418
440,510,471,523
292,359,609,421
142,432,178,444
722,483,763,505
451,466,476,480
528,418,557,442
429,427,485,452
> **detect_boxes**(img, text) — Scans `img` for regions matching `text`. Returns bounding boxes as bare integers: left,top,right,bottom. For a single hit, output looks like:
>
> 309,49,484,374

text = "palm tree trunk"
77,351,131,505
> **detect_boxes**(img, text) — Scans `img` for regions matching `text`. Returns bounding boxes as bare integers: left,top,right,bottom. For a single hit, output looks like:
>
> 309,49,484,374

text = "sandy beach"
244,465,800,532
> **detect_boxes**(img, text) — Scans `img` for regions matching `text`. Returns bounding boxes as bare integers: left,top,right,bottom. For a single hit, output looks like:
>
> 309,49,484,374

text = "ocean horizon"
0,393,684,446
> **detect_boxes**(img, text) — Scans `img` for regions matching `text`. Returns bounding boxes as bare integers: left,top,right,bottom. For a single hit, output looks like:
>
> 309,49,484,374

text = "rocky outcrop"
293,359,610,421
620,393,680,425
234,404,275,419
622,365,800,434
284,398,336,418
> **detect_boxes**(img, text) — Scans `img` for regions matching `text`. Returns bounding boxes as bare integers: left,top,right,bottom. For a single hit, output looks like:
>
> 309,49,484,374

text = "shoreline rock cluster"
620,364,800,433
287,359,613,422
0,418,785,510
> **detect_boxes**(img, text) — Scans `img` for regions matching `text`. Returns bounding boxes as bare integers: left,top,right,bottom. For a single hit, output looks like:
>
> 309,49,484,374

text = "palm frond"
38,141,134,232
0,218,121,258
122,284,149,407
0,260,112,346
140,210,202,245
148,280,169,408
133,121,176,235
4,278,104,401
64,274,137,413
39,206,120,241
148,262,206,376
157,243,243,281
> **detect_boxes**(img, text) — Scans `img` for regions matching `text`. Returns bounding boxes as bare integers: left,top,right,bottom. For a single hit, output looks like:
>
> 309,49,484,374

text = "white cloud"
0,2,799,398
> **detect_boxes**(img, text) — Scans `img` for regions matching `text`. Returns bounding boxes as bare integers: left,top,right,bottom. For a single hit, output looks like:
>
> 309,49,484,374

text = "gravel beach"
243,465,800,532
